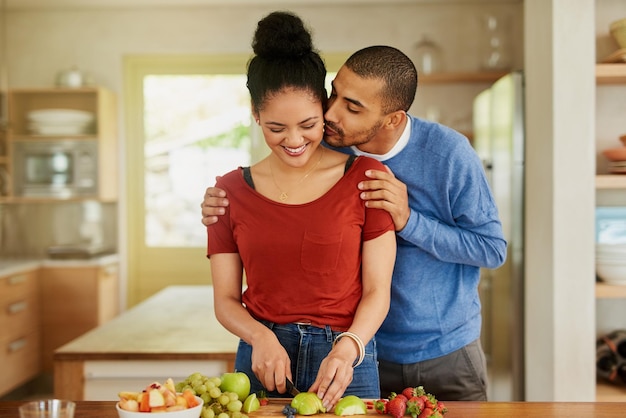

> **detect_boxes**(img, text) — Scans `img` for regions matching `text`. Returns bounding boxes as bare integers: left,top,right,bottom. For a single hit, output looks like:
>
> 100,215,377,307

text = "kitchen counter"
0,254,119,276
54,285,239,401
1,400,626,418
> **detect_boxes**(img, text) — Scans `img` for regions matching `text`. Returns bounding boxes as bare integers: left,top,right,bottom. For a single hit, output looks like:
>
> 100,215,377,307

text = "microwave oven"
12,139,98,198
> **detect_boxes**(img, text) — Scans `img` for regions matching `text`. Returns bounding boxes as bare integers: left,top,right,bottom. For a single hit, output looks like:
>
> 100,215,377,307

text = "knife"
285,378,300,396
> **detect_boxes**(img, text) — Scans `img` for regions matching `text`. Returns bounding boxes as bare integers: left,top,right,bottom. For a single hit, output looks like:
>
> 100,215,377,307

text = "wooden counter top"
55,285,238,361
2,400,626,418
54,286,238,400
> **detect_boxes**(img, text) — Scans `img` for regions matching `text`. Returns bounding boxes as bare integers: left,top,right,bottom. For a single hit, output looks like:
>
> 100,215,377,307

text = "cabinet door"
0,270,39,337
40,264,119,372
0,269,41,397
98,263,120,324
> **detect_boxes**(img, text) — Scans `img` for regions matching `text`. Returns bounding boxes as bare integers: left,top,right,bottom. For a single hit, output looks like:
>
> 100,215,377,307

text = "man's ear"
384,110,407,130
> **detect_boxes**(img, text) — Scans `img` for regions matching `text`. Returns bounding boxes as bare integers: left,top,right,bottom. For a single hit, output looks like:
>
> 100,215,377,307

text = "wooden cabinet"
595,63,626,401
2,87,117,202
39,262,119,372
0,268,40,397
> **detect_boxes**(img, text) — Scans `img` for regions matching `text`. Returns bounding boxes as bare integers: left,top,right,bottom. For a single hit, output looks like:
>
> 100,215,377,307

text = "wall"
5,2,524,117
1,3,524,285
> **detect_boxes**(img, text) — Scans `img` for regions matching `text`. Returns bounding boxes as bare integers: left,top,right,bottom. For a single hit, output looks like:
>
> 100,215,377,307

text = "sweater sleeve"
396,139,507,270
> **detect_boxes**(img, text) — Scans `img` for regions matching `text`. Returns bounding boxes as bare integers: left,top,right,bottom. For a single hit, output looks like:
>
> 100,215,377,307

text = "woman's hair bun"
252,11,314,59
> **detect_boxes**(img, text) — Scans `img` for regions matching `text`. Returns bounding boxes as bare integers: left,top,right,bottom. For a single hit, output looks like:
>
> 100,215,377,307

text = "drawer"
0,331,41,396
0,291,39,339
0,269,38,304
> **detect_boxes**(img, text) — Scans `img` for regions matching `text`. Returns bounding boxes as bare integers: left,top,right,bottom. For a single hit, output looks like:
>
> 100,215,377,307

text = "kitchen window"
124,54,347,305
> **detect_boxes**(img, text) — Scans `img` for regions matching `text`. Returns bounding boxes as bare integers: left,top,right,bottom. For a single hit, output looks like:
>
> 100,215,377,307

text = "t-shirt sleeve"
206,173,239,257
358,158,396,241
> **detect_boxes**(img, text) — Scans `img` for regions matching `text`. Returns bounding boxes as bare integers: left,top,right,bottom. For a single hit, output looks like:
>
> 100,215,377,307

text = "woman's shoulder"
215,167,245,188
351,155,386,171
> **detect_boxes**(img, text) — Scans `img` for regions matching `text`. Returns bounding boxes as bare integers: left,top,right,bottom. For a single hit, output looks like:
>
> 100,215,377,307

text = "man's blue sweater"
334,115,507,364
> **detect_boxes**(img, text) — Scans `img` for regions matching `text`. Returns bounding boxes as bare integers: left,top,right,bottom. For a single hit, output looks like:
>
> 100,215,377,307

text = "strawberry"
373,399,388,414
418,407,433,418
401,387,415,399
406,396,424,418
257,390,269,406
436,401,447,414
419,394,435,410
386,396,407,418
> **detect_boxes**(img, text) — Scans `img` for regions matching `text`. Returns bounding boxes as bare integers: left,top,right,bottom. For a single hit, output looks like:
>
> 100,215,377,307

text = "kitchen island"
53,286,238,400
1,399,626,417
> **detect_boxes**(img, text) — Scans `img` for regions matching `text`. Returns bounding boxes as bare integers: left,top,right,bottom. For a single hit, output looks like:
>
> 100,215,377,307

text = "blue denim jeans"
234,321,380,398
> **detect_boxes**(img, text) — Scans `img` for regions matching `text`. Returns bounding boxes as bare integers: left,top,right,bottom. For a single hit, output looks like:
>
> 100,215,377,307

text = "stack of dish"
27,108,95,135
602,134,626,174
597,207,626,285
597,244,626,285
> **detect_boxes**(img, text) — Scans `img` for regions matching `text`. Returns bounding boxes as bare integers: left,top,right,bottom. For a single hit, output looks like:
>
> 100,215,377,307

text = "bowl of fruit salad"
116,379,203,418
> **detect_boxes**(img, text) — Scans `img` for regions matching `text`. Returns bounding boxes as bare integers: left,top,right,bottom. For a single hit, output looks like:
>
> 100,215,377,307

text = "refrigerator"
472,71,525,401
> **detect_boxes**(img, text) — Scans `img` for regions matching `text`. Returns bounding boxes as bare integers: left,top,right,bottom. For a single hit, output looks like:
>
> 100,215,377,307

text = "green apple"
291,392,326,415
334,395,366,416
242,393,260,413
219,372,251,402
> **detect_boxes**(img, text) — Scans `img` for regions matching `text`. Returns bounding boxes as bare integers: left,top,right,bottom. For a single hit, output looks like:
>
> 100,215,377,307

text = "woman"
207,11,396,410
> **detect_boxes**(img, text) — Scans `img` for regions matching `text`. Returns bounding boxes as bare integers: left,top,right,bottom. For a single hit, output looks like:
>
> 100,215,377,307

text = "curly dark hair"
247,11,327,113
344,45,417,114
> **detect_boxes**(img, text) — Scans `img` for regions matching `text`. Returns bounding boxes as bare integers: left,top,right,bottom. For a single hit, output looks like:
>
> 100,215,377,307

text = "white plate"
27,108,95,124
28,124,91,135
596,207,626,244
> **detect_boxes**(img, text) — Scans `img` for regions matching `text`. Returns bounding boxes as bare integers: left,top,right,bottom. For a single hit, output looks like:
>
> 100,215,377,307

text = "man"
202,45,506,401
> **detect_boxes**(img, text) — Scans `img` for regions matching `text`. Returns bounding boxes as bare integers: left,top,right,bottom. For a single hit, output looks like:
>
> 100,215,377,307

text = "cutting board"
248,399,379,418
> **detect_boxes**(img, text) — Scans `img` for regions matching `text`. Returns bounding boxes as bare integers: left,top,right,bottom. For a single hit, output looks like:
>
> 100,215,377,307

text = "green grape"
227,392,238,402
195,384,208,394
201,393,211,404
231,412,247,418
218,413,230,418
189,372,204,382
206,381,216,390
218,394,230,406
209,387,222,399
202,408,215,418
227,400,243,412
209,377,222,387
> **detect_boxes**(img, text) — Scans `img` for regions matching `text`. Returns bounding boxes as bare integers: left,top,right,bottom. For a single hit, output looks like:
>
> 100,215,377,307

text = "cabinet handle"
8,274,27,285
8,338,27,352
7,300,27,314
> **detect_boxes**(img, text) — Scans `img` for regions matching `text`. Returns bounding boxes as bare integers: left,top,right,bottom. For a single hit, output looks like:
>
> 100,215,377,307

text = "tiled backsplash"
0,201,117,257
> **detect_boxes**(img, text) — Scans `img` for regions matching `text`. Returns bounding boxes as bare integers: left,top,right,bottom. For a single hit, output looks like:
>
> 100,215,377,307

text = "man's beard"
324,120,383,149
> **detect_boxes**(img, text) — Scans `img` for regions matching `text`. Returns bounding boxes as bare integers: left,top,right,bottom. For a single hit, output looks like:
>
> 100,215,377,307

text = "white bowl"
597,261,626,285
116,395,203,418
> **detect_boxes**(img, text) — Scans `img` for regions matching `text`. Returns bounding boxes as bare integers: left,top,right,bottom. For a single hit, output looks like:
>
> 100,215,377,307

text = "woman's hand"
309,338,356,411
250,335,293,395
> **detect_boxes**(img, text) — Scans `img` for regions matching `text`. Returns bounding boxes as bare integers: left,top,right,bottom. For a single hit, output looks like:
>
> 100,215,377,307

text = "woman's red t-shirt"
207,156,394,330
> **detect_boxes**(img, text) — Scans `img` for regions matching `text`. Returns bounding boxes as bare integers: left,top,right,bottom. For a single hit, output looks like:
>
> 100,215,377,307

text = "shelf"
596,282,626,299
420,71,509,84
596,63,626,84
597,381,626,401
596,174,626,189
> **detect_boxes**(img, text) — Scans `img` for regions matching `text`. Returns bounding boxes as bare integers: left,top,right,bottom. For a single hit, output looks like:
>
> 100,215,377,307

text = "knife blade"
285,378,300,396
